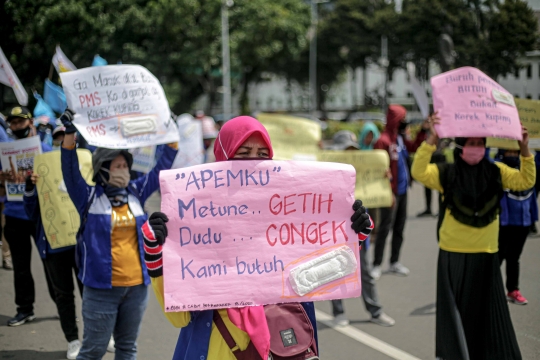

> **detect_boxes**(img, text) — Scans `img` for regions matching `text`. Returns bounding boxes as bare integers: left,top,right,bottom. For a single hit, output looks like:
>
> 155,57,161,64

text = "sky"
526,0,540,10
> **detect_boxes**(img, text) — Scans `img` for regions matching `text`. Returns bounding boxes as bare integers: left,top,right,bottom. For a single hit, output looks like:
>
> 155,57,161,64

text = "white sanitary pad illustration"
121,115,158,137
289,245,357,296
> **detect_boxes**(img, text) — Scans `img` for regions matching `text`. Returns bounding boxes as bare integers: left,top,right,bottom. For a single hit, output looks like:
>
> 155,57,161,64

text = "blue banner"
44,79,67,114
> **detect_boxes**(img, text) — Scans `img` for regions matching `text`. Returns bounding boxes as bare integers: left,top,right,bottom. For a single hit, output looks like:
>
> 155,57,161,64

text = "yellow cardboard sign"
34,150,94,249
486,98,540,150
258,113,321,160
318,150,392,208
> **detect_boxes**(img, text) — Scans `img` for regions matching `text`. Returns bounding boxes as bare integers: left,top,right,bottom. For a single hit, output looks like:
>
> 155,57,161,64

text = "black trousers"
373,193,407,266
43,248,83,342
4,216,56,314
498,226,529,293
424,187,432,212
331,243,382,318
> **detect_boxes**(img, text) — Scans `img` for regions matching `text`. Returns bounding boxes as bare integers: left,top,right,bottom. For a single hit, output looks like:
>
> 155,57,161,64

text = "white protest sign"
0,136,42,201
171,114,204,169
409,74,430,119
60,65,179,149
130,146,156,173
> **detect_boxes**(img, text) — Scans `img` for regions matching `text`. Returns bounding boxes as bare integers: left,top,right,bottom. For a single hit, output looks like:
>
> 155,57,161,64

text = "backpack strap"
212,311,262,360
213,310,239,352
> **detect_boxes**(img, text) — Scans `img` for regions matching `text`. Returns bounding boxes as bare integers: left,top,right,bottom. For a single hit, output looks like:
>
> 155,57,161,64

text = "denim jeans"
77,284,148,360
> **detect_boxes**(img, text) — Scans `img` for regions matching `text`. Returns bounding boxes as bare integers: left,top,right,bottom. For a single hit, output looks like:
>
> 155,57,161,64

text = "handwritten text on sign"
59,65,179,149
160,161,361,311
431,66,522,140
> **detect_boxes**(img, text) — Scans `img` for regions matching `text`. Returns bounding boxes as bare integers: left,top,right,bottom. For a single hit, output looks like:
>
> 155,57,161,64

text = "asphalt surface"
1,183,539,359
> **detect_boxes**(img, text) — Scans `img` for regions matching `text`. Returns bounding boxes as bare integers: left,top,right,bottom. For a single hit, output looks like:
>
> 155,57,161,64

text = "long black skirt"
436,250,522,360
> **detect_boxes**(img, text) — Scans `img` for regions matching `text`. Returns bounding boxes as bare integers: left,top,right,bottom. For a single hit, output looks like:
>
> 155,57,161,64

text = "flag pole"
48,63,54,81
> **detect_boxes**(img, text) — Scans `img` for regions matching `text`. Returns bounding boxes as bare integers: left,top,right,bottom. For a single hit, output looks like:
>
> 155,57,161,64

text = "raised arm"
60,110,93,214
142,213,191,328
131,143,178,204
411,113,444,193
404,119,429,153
497,126,536,191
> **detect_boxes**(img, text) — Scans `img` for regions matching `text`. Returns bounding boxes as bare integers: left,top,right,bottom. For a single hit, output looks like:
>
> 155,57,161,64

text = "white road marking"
315,309,422,360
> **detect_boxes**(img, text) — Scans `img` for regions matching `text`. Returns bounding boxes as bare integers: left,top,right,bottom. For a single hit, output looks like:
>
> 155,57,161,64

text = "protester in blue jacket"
59,109,178,360
0,106,56,327
496,149,538,305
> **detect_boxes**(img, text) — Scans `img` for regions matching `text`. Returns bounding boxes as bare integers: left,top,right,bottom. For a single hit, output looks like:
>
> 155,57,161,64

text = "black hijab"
437,138,502,228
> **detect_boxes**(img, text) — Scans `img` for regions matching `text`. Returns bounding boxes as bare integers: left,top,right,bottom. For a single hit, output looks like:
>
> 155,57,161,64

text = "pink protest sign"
160,160,361,311
431,67,522,140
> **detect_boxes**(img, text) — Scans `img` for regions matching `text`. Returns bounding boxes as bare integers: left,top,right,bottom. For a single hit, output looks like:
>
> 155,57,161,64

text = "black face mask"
398,122,408,133
502,156,520,169
12,127,30,139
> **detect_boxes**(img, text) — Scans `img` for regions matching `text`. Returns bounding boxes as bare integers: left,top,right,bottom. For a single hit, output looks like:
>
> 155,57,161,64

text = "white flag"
409,73,430,119
52,45,77,73
0,47,28,106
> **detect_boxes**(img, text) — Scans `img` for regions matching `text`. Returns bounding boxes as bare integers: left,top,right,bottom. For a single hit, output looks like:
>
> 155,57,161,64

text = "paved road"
1,183,539,359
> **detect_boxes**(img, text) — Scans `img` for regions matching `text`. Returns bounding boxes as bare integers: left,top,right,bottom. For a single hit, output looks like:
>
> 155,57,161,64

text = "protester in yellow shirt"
142,116,373,360
411,113,534,360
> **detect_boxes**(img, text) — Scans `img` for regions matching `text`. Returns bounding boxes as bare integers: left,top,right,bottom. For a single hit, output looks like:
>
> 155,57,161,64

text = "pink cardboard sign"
160,160,361,311
431,67,522,140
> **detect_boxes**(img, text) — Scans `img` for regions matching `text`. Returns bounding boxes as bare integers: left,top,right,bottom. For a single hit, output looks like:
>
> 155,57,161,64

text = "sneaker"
507,290,528,305
67,340,81,359
7,312,36,326
416,210,433,218
333,313,349,327
2,256,13,270
388,262,409,276
370,266,382,280
370,312,395,327
107,336,115,353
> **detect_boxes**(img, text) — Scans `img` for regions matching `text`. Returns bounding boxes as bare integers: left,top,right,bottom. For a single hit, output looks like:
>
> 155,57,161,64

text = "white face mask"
101,168,130,188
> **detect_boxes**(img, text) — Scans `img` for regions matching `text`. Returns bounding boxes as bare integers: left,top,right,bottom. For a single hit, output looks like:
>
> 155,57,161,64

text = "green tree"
228,0,310,114
400,0,538,79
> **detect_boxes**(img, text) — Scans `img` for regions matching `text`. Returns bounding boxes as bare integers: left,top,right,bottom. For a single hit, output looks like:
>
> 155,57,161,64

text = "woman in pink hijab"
142,116,372,360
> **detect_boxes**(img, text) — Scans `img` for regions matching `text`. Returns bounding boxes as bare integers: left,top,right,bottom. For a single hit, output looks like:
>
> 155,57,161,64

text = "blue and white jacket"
499,187,538,227
61,145,177,289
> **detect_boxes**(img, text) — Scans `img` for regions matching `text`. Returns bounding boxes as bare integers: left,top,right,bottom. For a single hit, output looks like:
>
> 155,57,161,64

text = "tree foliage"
1,0,537,113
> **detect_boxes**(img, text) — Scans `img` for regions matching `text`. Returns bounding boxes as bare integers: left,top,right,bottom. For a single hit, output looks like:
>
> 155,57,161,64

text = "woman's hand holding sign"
143,212,169,278
426,112,441,146
351,200,373,242
60,109,77,149
518,126,531,157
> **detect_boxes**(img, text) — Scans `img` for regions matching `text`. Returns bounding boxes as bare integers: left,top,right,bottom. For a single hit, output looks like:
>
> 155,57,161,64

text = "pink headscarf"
215,116,272,359
214,116,273,162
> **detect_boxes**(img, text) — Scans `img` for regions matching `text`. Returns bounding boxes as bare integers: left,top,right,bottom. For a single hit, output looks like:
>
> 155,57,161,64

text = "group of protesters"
0,96,535,360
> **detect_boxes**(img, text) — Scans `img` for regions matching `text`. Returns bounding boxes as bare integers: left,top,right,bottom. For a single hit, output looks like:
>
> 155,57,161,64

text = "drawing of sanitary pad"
289,246,357,296
121,115,157,137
